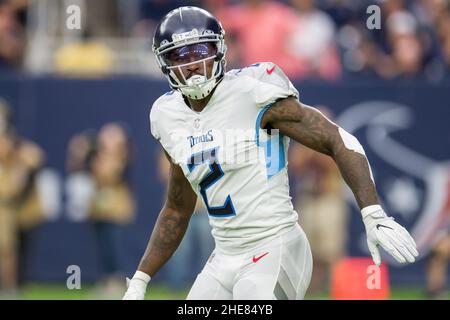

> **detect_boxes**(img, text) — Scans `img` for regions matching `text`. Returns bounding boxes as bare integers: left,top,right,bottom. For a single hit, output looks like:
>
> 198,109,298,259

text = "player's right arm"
138,155,197,276
123,154,197,300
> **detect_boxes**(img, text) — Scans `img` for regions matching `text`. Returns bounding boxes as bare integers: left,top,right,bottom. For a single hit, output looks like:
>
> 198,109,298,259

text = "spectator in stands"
411,0,449,30
132,0,200,39
215,0,302,76
85,0,122,37
439,23,450,77
385,10,427,79
341,3,432,80
201,0,228,13
0,0,26,72
88,122,135,298
0,129,19,296
289,107,349,294
65,130,96,223
321,0,357,29
288,0,342,80
426,230,450,299
432,3,450,78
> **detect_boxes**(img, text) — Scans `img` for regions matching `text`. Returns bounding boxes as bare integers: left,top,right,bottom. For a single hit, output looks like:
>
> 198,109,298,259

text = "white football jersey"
150,62,300,254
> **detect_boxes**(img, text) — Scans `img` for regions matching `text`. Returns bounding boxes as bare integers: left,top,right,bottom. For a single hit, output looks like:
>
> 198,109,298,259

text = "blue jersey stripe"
255,104,286,178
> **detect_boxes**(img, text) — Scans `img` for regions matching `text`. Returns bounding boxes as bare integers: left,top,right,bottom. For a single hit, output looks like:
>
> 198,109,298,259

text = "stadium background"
0,0,449,299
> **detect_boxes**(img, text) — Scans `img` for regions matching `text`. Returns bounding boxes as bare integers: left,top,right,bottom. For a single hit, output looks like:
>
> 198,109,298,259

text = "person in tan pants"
0,126,44,296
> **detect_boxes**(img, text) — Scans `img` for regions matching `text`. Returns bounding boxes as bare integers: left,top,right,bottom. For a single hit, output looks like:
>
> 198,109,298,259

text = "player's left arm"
261,97,376,209
261,96,419,265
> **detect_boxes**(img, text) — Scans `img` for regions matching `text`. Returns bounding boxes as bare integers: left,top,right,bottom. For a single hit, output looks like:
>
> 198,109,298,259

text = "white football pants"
187,223,313,300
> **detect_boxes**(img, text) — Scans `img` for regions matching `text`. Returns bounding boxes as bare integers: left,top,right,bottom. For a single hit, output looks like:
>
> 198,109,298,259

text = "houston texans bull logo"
337,101,450,265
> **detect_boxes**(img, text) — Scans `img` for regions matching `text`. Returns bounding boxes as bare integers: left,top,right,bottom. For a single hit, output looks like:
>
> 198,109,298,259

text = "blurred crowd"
0,96,136,297
65,123,135,298
1,0,450,81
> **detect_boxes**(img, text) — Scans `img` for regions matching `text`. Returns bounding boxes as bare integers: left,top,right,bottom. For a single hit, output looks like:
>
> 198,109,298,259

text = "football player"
123,6,418,300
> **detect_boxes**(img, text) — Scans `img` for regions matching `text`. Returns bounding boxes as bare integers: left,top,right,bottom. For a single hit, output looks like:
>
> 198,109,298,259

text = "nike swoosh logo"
376,224,394,230
266,66,275,75
252,252,269,263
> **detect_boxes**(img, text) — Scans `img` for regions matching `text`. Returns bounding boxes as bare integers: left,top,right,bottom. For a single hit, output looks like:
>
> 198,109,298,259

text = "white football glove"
122,271,151,300
362,205,419,266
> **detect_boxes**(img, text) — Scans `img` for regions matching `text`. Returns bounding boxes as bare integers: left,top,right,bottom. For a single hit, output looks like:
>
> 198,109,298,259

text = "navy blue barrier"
0,74,449,286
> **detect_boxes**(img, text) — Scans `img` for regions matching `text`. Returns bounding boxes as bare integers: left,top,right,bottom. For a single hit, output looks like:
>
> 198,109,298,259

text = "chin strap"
180,76,218,100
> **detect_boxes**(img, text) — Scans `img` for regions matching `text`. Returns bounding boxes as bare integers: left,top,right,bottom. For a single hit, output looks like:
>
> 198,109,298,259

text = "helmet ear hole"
214,52,224,61
161,65,169,74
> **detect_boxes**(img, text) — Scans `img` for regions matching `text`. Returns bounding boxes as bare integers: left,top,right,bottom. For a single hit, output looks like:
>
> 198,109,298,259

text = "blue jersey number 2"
187,148,236,217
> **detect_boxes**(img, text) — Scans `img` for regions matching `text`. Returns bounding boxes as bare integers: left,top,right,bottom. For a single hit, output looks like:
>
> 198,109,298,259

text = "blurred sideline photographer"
0,99,45,296
88,123,135,297
65,130,97,223
426,227,450,299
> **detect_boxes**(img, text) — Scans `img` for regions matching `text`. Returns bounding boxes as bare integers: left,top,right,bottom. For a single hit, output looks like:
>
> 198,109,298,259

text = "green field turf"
1,283,448,300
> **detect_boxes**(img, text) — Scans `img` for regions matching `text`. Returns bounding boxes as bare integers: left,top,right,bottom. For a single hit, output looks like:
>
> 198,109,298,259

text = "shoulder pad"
228,62,294,91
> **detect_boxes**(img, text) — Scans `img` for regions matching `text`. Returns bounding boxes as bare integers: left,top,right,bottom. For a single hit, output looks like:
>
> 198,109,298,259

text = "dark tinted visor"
165,43,217,66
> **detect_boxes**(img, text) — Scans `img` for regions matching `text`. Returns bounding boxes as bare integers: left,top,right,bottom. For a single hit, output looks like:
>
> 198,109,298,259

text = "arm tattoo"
263,97,379,209
166,172,186,210
152,210,188,253
138,207,190,276
138,162,197,276
262,97,339,155
333,148,379,209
